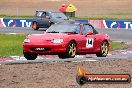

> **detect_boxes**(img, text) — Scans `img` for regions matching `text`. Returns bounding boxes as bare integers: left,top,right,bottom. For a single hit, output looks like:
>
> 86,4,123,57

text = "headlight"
52,39,63,43
23,38,30,43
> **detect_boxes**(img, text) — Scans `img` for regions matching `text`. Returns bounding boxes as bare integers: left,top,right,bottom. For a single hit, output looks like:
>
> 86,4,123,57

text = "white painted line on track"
9,55,98,64
6,33,17,34
73,59,97,62
6,60,14,62
107,53,112,56
5,33,26,35
75,55,84,58
10,56,26,60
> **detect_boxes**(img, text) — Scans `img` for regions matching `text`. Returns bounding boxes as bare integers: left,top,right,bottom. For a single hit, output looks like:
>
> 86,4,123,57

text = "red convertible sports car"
23,22,110,60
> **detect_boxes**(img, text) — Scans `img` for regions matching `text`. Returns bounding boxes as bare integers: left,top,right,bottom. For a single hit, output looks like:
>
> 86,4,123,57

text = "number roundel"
86,38,94,48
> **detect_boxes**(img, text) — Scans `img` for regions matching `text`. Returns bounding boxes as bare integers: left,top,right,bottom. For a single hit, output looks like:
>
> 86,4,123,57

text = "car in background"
23,22,110,60
32,10,72,30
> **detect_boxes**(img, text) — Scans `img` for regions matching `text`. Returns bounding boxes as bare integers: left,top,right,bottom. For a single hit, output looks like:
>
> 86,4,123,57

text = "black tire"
32,22,39,30
58,53,66,59
23,51,38,60
58,41,77,59
96,41,109,57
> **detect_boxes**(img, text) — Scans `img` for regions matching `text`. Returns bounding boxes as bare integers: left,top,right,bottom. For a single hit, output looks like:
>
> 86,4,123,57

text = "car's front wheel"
96,41,109,57
32,22,39,30
58,41,77,59
23,51,38,60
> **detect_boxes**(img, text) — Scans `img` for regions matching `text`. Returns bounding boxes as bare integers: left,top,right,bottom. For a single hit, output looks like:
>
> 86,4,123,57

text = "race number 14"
86,38,94,48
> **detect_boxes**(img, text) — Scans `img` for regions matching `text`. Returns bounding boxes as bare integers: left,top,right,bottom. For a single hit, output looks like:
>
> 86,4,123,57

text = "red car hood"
28,33,69,43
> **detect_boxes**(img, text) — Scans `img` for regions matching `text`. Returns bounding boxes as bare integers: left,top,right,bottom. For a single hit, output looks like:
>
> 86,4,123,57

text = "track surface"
0,27,132,43
98,28,132,44
0,27,132,64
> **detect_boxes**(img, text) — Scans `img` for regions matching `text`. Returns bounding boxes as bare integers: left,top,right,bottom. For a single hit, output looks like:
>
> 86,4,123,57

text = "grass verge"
0,34,27,56
0,15,33,18
0,15,132,20
71,16,132,20
110,41,129,51
0,34,129,56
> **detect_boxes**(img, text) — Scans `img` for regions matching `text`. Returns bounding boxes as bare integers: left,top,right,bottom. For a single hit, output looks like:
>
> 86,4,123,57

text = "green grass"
0,34,129,56
70,16,132,20
0,14,33,18
0,14,132,20
110,41,129,51
0,34,27,56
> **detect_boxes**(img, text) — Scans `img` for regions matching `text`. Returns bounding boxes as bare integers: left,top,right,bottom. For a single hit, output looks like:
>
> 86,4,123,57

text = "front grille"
30,47,51,51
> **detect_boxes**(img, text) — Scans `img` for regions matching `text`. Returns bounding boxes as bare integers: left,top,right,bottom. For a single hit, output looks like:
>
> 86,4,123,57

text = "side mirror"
46,16,50,19
86,31,93,36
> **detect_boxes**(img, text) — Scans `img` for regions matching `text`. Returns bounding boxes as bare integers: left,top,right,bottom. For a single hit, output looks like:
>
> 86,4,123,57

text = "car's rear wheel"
23,51,38,60
96,41,109,57
58,54,66,58
32,22,39,30
58,41,77,59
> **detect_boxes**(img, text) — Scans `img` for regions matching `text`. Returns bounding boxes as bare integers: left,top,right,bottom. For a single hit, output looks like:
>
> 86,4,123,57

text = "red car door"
80,24,99,53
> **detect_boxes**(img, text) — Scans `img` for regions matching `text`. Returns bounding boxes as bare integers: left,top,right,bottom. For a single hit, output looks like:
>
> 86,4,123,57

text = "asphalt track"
97,28,132,44
0,27,132,43
0,27,132,64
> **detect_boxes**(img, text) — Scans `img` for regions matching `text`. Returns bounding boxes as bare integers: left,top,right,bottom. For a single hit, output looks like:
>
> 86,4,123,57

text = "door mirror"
86,31,93,35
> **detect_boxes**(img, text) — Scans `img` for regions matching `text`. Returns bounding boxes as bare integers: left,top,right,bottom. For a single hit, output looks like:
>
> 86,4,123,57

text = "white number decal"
86,38,94,48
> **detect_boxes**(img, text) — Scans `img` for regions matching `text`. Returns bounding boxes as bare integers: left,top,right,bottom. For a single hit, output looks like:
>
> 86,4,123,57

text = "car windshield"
35,11,43,17
46,24,80,34
51,12,68,19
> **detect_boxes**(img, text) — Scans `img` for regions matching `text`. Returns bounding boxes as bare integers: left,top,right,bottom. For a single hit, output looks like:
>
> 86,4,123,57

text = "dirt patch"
0,59,131,88
0,0,132,18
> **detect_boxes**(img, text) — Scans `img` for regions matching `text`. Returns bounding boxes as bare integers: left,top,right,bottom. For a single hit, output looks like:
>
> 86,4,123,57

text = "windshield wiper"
56,17,62,18
47,31,59,33
62,32,78,34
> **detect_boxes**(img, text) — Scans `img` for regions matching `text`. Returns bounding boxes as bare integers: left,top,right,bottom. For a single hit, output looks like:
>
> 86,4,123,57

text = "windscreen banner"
0,18,32,28
0,18,132,29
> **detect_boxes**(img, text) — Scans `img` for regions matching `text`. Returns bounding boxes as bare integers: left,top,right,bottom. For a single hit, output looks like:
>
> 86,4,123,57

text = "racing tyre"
58,54,66,59
58,41,77,58
32,22,39,30
23,51,38,60
96,41,109,57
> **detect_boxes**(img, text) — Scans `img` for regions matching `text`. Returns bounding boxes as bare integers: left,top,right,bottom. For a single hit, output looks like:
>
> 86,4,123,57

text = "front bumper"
23,43,67,55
